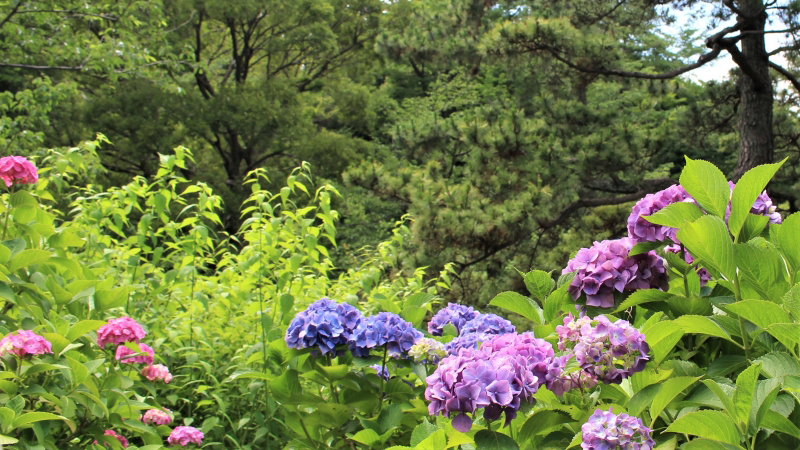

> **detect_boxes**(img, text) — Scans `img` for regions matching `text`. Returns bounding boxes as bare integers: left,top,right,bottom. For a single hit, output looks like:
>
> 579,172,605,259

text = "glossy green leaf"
677,215,735,280
725,300,790,329
518,410,574,445
643,321,684,365
643,201,704,228
680,157,730,218
673,315,735,343
613,289,672,313
8,249,50,272
701,380,737,417
649,377,699,428
733,362,761,429
774,212,800,273
489,291,542,324
522,270,554,302
664,410,740,445
728,159,785,239
473,430,519,450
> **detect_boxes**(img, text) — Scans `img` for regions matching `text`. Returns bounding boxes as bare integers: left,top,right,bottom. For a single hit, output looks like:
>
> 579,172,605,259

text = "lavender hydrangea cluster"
349,312,423,358
627,184,690,244
408,337,448,364
581,409,655,450
557,314,649,384
285,298,363,355
459,313,516,336
425,333,560,432
562,237,667,308
427,303,480,335
546,357,599,396
444,332,487,355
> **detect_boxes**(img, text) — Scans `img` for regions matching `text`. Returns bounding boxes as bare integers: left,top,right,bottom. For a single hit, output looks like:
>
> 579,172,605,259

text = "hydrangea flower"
727,181,782,224
545,354,598,396
428,303,480,335
0,156,38,188
142,408,172,426
444,332,487,355
0,330,52,357
141,364,173,383
370,364,390,380
562,237,667,308
97,317,146,349
168,426,204,447
664,244,711,285
93,429,129,448
425,333,558,432
408,337,448,364
459,314,516,336
581,409,655,450
115,343,155,365
285,298,362,355
557,314,649,384
349,312,423,358
627,184,691,244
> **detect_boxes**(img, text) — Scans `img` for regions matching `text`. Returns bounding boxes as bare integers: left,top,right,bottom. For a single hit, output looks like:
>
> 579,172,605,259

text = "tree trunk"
732,0,773,180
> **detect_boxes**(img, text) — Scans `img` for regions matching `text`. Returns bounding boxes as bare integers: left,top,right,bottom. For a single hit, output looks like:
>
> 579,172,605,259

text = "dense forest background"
3,0,800,306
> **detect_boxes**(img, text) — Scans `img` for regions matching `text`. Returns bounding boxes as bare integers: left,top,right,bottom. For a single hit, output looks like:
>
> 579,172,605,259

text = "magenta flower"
141,364,173,383
627,185,691,244
168,426,204,446
97,317,146,349
0,330,52,357
581,409,654,450
142,408,172,426
0,156,38,188
93,429,129,448
115,342,155,365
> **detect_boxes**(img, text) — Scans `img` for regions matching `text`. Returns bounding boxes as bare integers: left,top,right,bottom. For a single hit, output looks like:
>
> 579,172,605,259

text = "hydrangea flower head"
627,185,690,244
546,354,598,396
0,156,38,188
115,342,155,365
142,408,172,426
581,409,655,450
408,337,448,363
727,181,782,224
93,429,129,448
141,364,173,383
285,298,362,355
0,330,52,357
349,312,423,358
97,317,146,348
168,426,204,447
459,314,515,336
428,303,480,335
562,237,667,308
444,332,487,355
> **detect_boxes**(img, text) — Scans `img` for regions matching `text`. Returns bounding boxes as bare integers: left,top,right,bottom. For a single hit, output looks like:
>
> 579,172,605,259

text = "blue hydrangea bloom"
428,303,480,335
444,332,487,355
349,312,423,358
285,298,363,355
459,314,516,336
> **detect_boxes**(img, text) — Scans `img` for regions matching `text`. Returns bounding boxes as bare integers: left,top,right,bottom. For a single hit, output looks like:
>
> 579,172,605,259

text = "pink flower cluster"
116,343,155,365
562,237,667,308
0,330,52,357
97,317,173,383
168,426,204,447
142,408,172,426
141,364,173,383
94,429,129,448
0,156,38,188
97,317,146,348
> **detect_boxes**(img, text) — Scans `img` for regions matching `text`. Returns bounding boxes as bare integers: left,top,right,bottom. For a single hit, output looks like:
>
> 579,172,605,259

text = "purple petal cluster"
562,237,667,308
727,181,782,224
408,337,448,364
285,298,362,355
545,354,598,396
425,333,559,432
168,426,204,447
459,313,516,336
0,330,52,357
428,303,479,335
581,409,655,450
557,314,649,384
627,184,690,244
444,332,487,355
349,312,423,358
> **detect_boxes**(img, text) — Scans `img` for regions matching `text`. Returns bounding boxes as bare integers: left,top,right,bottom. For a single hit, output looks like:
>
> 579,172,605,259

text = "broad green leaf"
518,410,574,444
473,430,519,450
739,213,769,242
612,289,672,313
0,435,18,445
679,157,730,218
270,369,301,402
95,287,130,311
228,371,273,382
489,291,542,325
760,410,800,439
782,282,800,321
725,300,791,329
12,412,74,431
643,201,704,228
774,213,800,273
733,243,787,300
707,356,747,378
756,352,800,378
664,410,740,445
681,440,742,450
627,384,661,416
350,429,380,447
522,270,554,302
377,404,403,434
65,320,106,342
728,159,785,239
643,321,684,365
7,249,50,272
400,306,427,329
764,323,800,353
649,377,699,428
677,215,735,280
753,385,780,432
733,363,761,429
673,315,734,343
629,241,665,257
701,380,737,417
410,421,439,447
415,429,447,450
667,293,712,316
544,283,570,322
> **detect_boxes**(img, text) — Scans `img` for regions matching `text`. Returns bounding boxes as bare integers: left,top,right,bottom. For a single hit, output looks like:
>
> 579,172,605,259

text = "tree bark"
732,0,774,180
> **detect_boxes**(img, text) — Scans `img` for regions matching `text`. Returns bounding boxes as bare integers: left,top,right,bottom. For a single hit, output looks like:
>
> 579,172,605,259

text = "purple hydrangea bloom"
285,298,363,355
349,312,423,358
627,184,691,244
428,303,480,336
459,314,516,336
444,332,487,355
726,181,782,224
425,333,559,432
557,314,649,384
562,237,667,308
370,364,390,380
545,354,598,396
581,409,655,450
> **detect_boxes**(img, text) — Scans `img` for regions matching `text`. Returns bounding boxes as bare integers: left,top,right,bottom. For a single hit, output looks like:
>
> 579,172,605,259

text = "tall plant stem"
378,344,389,412
1,188,12,241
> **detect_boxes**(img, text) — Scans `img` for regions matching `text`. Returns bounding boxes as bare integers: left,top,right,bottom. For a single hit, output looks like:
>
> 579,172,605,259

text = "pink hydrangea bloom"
0,330,52,357
115,342,155,364
141,364,173,383
142,408,172,425
97,317,146,348
0,156,38,188
93,429,129,448
168,426,204,446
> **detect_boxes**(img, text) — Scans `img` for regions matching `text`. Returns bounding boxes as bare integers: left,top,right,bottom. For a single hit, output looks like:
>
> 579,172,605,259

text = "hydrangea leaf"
649,377,700,428
760,410,800,439
733,362,761,429
724,300,791,329
738,213,769,242
679,157,730,218
755,352,800,378
664,410,741,445
773,213,800,273
488,291,543,325
473,430,519,450
680,439,742,450
782,283,800,321
733,243,787,300
672,315,735,344
517,410,574,445
522,270,554,302
677,215,735,281
642,320,684,365
643,201,704,228
764,323,800,353
728,159,785,240
349,429,380,447
700,380,736,417
627,384,661,417
628,241,665,257
612,289,672,314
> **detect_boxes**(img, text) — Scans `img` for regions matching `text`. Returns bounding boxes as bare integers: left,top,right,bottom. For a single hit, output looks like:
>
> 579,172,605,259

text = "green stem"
378,344,389,412
733,272,751,361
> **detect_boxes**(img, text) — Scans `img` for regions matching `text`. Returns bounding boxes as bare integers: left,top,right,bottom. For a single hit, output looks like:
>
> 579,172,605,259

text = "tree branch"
0,62,84,70
769,61,800,92
0,0,21,28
